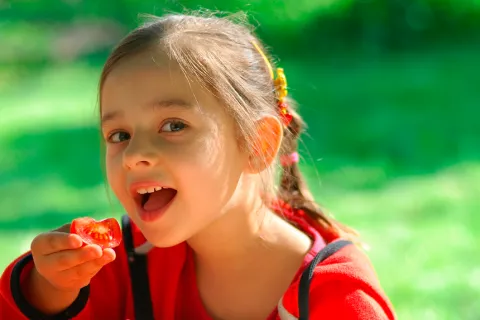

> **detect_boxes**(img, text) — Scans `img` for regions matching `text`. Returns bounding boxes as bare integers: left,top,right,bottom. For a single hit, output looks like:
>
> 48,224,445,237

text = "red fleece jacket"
1,212,396,320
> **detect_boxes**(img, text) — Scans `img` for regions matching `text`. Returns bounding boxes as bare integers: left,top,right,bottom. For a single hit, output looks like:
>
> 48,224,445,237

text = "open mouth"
134,187,178,212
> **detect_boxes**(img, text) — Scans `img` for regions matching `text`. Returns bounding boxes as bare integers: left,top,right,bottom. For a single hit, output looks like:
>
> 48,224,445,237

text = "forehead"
101,52,195,107
100,51,232,123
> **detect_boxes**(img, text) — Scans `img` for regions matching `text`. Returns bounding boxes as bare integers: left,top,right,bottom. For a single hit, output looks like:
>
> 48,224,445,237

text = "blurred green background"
1,0,479,319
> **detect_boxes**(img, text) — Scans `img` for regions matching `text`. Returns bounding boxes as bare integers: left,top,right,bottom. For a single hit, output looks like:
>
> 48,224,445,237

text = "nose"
123,134,160,170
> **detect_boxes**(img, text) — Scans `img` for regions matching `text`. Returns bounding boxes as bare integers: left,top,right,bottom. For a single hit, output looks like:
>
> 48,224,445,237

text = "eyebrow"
101,99,193,124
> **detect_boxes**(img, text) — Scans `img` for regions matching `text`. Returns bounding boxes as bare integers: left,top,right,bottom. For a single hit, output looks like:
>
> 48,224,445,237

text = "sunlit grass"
314,163,480,320
0,63,100,137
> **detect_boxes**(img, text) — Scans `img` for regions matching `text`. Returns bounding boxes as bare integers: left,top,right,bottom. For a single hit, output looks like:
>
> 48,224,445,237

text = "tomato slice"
70,217,122,249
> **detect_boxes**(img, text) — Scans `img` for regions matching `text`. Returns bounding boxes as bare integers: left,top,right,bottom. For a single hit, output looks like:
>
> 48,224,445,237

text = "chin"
137,222,190,248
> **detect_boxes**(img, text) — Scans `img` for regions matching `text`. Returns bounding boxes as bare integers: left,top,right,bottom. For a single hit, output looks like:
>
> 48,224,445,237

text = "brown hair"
99,11,358,241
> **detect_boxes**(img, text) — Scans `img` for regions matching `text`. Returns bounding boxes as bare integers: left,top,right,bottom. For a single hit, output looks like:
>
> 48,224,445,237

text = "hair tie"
280,152,299,167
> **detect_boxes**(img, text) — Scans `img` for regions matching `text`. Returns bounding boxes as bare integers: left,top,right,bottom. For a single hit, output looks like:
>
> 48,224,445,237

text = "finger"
62,249,116,280
43,244,103,271
102,248,116,262
31,232,83,256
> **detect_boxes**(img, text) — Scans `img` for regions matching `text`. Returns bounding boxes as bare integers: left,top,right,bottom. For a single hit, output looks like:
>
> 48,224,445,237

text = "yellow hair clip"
251,41,274,80
251,42,293,127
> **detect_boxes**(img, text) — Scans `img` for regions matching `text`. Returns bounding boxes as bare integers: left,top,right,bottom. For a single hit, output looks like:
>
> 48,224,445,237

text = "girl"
0,12,396,320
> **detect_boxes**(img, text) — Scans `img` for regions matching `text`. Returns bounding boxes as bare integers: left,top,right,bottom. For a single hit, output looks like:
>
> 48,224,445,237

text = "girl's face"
100,53,251,247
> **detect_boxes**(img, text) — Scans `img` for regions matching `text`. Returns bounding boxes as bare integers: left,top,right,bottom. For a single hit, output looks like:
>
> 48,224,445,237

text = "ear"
247,116,283,173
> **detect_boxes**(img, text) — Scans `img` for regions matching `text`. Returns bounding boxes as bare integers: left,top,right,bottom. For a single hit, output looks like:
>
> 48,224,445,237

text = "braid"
277,100,359,242
278,100,305,203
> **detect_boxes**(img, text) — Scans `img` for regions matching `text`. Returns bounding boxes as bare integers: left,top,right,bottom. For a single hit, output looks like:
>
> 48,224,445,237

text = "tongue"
143,189,177,211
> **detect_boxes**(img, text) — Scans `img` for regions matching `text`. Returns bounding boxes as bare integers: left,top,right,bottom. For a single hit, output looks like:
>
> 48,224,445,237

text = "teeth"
136,186,163,194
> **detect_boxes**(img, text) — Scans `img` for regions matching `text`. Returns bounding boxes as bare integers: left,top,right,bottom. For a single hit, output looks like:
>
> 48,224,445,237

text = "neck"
187,189,271,268
186,185,312,274
185,179,313,320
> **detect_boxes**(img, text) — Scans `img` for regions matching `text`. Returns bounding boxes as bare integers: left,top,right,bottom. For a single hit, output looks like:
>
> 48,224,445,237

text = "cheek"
105,146,125,192
180,132,229,171
167,129,223,165
174,128,244,195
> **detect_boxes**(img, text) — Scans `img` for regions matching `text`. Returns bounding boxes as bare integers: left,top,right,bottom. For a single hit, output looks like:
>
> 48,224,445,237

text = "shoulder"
279,240,396,320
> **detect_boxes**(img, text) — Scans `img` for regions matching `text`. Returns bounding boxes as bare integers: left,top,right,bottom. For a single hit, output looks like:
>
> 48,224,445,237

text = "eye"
107,131,131,143
161,120,187,133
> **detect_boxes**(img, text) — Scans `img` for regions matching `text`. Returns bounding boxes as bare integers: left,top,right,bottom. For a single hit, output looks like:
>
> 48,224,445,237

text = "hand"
30,223,116,292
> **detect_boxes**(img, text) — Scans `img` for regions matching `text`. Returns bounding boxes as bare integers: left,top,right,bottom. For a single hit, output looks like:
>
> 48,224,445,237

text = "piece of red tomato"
70,217,122,249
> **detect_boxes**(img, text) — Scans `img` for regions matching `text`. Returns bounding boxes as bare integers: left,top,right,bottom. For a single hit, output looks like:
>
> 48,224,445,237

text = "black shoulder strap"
122,215,154,320
298,239,353,320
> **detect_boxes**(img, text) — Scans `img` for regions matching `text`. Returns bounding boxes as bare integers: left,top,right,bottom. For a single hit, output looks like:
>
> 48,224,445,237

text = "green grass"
316,163,480,320
1,46,479,319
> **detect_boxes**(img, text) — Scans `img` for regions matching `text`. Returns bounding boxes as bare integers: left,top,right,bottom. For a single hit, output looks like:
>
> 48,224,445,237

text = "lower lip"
136,195,176,223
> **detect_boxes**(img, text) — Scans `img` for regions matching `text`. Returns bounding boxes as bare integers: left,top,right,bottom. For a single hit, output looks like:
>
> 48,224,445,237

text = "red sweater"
0,211,396,319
